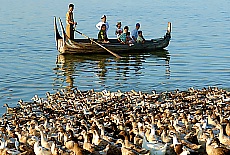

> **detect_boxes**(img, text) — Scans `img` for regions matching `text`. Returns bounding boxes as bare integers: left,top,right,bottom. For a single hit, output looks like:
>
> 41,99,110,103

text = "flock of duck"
1,86,230,155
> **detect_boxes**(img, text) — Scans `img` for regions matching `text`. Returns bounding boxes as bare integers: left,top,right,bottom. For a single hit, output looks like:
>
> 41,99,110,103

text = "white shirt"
96,21,109,32
115,28,123,38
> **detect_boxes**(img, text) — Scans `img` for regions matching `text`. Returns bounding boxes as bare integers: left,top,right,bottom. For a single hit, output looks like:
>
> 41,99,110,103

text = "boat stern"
165,22,172,39
167,22,172,34
54,16,66,53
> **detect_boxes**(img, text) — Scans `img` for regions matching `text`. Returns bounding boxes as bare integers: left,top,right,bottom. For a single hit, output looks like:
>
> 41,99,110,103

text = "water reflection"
53,50,170,91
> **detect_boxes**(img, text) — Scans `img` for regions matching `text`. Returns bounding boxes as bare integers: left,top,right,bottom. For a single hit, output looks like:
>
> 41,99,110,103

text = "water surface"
0,0,229,115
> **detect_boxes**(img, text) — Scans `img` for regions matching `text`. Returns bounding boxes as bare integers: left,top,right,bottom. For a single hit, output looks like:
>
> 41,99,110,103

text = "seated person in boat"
136,31,145,43
118,26,129,44
131,23,140,42
96,15,109,34
126,32,134,45
98,24,110,43
115,22,123,38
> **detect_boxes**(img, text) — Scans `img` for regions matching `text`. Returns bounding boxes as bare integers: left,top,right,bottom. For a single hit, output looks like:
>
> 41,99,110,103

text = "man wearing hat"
131,23,140,42
96,15,110,35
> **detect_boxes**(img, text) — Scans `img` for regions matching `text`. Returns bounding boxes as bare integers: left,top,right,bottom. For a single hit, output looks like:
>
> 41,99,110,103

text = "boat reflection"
53,50,170,91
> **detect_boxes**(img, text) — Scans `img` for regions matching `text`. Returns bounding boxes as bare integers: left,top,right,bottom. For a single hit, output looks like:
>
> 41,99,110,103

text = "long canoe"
54,17,172,54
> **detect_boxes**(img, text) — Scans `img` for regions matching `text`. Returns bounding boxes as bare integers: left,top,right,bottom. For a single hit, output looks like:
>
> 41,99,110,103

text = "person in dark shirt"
98,24,109,43
118,26,129,44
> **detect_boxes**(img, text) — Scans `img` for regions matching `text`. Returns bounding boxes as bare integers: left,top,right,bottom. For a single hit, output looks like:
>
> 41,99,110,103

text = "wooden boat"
54,17,172,54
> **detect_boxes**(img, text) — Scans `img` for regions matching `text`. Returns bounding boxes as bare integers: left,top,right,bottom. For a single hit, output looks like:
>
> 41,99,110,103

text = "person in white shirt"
96,15,109,34
115,22,123,38
131,23,140,42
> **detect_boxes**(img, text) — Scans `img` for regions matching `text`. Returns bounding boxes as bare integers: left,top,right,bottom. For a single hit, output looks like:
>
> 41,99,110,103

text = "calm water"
0,0,230,115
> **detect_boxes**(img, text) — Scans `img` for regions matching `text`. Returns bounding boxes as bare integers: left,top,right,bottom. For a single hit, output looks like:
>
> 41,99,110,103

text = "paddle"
74,29,121,59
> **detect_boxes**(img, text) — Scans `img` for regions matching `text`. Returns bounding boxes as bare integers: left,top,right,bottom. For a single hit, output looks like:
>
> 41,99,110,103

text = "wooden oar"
74,29,121,59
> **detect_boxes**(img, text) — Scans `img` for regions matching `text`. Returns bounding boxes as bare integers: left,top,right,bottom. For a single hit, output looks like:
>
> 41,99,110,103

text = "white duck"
141,132,167,155
40,129,51,149
92,130,100,145
14,138,19,151
172,133,184,155
147,124,159,143
32,136,51,155
50,141,59,155
0,138,7,149
15,131,28,144
66,122,75,132
64,130,75,150
195,123,206,148
180,146,191,155
161,130,171,143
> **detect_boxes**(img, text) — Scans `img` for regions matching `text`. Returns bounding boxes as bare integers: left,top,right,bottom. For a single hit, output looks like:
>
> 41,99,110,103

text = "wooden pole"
74,29,121,59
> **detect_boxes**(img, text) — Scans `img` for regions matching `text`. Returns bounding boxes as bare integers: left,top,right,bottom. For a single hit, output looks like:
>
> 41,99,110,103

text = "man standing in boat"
66,3,77,40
